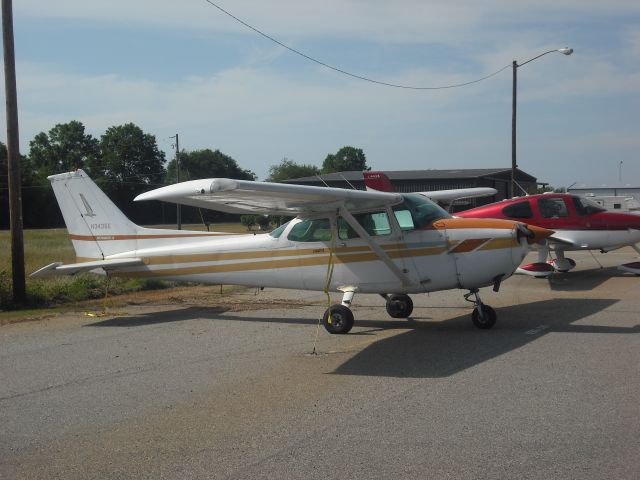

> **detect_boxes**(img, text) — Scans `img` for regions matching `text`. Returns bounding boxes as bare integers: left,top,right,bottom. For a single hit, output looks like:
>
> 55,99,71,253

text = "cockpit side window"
287,218,332,242
538,197,569,218
502,201,533,219
393,194,450,230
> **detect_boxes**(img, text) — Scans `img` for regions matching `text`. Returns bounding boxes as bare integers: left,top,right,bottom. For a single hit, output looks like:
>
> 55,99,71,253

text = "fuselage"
458,193,640,251
101,204,545,295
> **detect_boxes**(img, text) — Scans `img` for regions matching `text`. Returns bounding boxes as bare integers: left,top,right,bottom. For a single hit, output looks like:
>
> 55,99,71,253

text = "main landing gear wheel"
322,304,354,334
385,294,414,318
471,304,497,329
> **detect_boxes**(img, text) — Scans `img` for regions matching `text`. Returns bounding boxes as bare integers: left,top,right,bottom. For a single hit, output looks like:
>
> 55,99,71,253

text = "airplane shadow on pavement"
333,297,638,378
85,306,229,327
546,266,633,292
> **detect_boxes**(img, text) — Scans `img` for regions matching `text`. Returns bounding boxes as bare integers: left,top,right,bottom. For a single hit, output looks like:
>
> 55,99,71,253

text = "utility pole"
2,0,25,304
171,134,182,230
511,60,518,199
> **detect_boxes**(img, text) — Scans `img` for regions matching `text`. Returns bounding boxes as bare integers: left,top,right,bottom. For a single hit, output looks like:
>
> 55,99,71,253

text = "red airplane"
457,193,640,276
363,172,640,277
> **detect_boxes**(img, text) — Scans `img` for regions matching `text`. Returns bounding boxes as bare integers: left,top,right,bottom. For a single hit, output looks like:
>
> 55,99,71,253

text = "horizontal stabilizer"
618,261,640,275
31,258,144,277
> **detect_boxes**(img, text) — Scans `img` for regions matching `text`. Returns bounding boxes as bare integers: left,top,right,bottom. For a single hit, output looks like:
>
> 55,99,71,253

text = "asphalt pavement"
1,249,639,479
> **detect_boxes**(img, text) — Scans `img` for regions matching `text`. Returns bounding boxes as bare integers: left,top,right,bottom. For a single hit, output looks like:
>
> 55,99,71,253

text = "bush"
240,215,258,230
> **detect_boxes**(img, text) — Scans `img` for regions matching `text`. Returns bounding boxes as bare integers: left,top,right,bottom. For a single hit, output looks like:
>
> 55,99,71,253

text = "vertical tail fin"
49,170,229,262
49,170,140,260
363,171,395,192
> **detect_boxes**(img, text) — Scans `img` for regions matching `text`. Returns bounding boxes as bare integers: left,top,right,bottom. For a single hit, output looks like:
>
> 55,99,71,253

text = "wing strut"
338,207,415,287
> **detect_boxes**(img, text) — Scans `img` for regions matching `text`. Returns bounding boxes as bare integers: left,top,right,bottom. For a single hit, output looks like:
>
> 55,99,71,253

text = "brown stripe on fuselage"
69,232,233,241
448,238,491,253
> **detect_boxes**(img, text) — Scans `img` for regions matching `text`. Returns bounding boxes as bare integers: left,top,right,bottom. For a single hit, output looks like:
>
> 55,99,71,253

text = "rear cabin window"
538,197,569,218
502,201,533,219
338,211,391,239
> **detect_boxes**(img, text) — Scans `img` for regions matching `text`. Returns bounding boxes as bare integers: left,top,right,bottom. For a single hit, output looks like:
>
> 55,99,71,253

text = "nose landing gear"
464,289,497,329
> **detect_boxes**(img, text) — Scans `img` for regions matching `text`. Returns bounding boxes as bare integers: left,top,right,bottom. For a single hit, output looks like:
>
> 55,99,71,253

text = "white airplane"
32,170,553,333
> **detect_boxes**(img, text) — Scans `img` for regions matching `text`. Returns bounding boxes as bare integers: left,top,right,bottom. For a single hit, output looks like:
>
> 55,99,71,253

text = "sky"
3,0,640,187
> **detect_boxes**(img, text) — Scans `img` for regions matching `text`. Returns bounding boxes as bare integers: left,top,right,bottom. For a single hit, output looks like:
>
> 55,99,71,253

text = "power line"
202,0,510,90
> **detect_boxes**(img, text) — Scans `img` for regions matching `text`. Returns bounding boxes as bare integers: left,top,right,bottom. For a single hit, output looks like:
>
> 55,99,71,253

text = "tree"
266,158,320,182
92,123,166,223
95,123,166,187
1,141,59,228
321,146,369,174
28,120,99,176
240,215,258,231
166,149,255,183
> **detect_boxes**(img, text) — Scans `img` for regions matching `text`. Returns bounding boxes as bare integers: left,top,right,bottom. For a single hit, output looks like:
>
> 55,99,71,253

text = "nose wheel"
464,289,497,329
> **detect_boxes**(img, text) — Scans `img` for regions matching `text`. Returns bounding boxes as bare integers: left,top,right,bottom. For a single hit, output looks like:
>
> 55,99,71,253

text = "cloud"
16,1,640,45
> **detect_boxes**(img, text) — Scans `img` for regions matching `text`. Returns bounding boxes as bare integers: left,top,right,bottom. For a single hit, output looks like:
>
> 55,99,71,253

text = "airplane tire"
471,304,496,329
385,294,414,318
323,304,354,334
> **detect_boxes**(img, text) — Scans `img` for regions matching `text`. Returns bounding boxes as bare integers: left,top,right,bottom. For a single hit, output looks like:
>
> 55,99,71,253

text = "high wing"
31,258,144,278
135,178,404,215
421,187,497,203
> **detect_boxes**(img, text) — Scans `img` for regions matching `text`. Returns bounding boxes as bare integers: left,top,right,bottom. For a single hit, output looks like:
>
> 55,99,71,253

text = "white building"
568,186,640,212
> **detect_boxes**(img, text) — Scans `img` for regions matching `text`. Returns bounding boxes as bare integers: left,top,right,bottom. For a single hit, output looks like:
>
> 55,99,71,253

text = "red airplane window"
571,196,607,215
502,201,533,219
538,197,569,218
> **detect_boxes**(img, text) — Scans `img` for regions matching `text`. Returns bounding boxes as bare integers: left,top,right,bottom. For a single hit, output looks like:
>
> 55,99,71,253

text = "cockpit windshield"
269,220,291,238
572,196,606,215
393,194,451,230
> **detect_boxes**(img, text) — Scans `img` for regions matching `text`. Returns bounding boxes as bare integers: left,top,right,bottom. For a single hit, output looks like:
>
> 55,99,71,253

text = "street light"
511,47,573,197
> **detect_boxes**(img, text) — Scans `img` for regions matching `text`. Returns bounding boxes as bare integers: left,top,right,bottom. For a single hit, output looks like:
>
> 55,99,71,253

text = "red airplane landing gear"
549,251,576,272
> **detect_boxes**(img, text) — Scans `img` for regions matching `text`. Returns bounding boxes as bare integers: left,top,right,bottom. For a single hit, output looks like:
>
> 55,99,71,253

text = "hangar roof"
287,168,537,183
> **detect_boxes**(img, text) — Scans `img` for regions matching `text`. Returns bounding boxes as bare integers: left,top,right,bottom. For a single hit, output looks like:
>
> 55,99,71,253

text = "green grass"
0,223,246,311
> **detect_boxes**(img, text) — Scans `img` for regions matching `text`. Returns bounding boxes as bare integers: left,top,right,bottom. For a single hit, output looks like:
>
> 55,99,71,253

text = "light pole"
511,47,573,197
